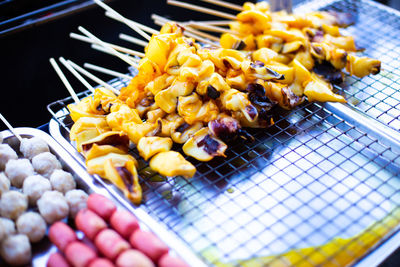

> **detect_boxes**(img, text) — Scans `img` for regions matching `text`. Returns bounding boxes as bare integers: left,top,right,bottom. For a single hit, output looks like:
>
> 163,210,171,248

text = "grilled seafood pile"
67,1,381,204
218,1,380,102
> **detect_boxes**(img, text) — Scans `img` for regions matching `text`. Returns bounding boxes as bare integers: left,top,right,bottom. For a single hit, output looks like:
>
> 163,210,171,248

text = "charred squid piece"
246,61,285,81
281,86,305,109
327,11,356,27
313,60,344,84
81,131,130,154
208,117,240,142
206,85,221,100
183,128,227,161
304,28,324,43
209,117,255,143
246,83,278,108
104,159,142,205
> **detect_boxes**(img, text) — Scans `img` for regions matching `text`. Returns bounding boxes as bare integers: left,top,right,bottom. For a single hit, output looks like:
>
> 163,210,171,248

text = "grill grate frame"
48,1,400,266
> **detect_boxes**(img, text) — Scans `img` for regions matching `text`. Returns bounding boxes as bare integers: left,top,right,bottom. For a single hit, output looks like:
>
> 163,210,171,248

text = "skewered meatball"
23,175,52,206
32,152,62,178
37,191,69,224
20,137,49,160
0,191,28,220
0,217,16,236
0,172,10,197
16,212,47,243
50,169,76,194
65,189,88,218
0,144,18,170
5,158,35,187
0,234,31,266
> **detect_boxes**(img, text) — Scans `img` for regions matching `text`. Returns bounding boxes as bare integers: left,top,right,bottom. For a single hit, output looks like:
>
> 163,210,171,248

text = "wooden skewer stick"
185,25,220,42
186,21,235,34
67,60,120,95
91,44,140,63
153,18,218,47
49,58,80,104
152,14,220,46
119,33,148,47
0,113,22,142
191,20,233,26
200,0,243,11
70,33,145,58
59,57,95,93
78,26,139,67
167,0,236,20
105,11,159,35
84,63,133,80
93,0,152,41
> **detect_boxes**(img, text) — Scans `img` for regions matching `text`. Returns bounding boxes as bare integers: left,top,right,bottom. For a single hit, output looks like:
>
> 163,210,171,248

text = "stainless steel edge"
48,118,208,267
353,229,400,267
324,102,400,152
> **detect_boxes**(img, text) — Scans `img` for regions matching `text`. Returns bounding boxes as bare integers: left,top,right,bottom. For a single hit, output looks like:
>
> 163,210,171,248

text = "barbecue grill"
45,1,400,266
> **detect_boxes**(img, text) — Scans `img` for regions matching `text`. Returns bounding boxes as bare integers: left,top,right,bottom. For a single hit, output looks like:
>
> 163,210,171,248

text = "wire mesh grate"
47,0,400,266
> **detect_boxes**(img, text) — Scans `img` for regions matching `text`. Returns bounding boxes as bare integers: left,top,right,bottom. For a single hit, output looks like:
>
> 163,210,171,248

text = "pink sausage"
129,230,169,263
65,241,97,267
88,258,115,267
87,194,117,221
47,252,71,267
110,210,139,239
158,254,190,267
94,229,130,260
48,222,77,252
115,249,155,267
75,209,107,240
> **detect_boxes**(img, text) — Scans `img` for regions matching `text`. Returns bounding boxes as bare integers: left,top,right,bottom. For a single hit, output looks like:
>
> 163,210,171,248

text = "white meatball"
0,172,10,197
0,144,18,171
20,137,49,160
0,191,28,220
23,175,52,206
37,191,69,224
0,234,31,266
16,212,46,243
32,152,62,178
65,189,88,218
5,159,35,188
0,217,16,236
50,169,76,194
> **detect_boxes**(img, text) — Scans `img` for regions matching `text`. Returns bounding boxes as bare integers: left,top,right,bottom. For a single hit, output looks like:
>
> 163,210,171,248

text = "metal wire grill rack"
47,0,400,266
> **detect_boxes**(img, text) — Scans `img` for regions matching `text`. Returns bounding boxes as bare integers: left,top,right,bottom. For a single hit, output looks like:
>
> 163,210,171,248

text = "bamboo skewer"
185,26,220,42
84,63,134,80
119,33,148,47
0,113,22,142
167,0,236,20
186,21,235,34
93,0,152,41
200,0,243,11
67,60,120,95
191,20,233,26
70,33,145,58
105,11,159,35
78,26,139,67
50,58,80,104
91,44,140,63
152,14,220,47
59,57,95,93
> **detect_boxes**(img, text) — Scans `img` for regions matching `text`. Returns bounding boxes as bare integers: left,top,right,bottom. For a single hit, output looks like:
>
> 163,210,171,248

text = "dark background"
0,0,398,127
1,0,400,265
